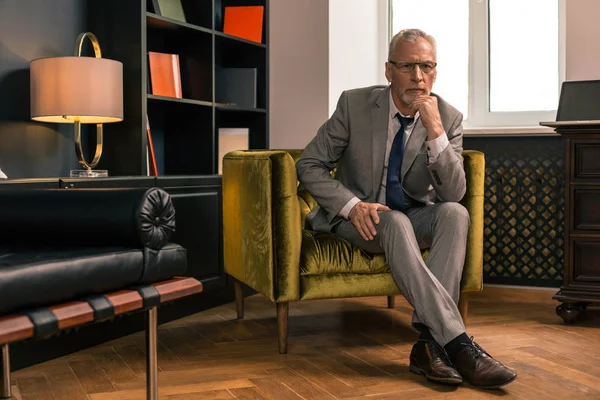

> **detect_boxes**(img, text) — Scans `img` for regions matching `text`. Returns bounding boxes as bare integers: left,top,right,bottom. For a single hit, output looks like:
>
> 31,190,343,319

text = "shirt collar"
388,88,419,122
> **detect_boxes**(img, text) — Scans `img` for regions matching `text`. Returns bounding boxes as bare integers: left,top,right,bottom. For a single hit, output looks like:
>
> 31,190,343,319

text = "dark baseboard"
483,276,562,288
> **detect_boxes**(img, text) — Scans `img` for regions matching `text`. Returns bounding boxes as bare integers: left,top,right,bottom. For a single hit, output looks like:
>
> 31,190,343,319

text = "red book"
148,51,182,98
223,6,264,43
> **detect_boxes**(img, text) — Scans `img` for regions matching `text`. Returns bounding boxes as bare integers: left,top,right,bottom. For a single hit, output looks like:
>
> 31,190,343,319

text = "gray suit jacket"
296,85,466,233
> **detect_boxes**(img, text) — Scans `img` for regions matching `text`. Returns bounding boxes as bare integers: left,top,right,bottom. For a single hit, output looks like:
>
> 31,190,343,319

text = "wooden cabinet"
554,129,600,323
156,176,226,290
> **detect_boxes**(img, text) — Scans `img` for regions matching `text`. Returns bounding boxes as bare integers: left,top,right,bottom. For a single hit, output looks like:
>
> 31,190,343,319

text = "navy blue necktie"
386,113,414,211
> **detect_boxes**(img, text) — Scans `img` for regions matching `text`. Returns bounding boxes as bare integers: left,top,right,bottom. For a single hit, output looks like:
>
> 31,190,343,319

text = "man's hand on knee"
348,201,391,241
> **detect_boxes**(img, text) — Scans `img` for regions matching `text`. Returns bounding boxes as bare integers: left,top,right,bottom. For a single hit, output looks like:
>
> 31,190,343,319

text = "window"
390,0,565,129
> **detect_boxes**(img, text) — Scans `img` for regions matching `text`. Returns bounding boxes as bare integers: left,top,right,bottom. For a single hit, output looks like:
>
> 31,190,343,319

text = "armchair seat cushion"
300,230,429,276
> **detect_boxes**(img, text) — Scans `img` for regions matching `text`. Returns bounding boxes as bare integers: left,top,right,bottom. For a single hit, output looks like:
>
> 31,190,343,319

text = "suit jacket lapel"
371,87,390,198
401,120,427,180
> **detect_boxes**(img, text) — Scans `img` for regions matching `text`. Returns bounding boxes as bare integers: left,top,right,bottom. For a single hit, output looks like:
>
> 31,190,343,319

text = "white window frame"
388,0,567,131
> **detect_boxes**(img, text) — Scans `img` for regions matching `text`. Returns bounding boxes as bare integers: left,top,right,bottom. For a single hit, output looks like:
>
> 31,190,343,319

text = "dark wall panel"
464,135,565,288
0,0,87,179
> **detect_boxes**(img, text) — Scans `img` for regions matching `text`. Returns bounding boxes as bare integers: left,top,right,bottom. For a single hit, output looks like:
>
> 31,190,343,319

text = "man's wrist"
339,197,361,219
427,124,445,139
348,200,362,219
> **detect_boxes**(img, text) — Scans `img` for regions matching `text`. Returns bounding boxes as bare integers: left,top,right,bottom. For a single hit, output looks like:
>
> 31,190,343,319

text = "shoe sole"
409,365,462,385
475,374,518,390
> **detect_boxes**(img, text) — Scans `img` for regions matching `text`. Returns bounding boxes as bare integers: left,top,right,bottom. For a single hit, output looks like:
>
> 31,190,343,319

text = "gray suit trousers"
334,202,469,346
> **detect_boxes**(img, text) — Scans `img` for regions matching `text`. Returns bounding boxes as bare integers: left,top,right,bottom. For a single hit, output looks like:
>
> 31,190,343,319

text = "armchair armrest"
0,187,175,250
223,150,301,302
460,150,485,292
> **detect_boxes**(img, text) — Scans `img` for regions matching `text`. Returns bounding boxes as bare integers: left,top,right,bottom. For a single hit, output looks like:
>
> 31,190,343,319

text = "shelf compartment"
147,0,213,30
147,13,213,34
216,108,268,172
148,101,215,175
215,34,266,109
147,21,212,103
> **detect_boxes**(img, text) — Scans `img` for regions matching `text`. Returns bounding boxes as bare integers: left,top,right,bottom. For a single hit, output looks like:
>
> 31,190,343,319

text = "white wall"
269,0,600,148
566,0,600,80
268,0,329,149
269,0,388,148
328,0,388,116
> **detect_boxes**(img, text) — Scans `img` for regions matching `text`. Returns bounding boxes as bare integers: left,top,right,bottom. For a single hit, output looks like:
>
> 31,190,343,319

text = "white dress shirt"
338,90,449,219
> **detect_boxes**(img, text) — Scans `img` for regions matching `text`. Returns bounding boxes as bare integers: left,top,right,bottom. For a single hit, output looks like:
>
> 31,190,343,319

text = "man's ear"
385,63,392,83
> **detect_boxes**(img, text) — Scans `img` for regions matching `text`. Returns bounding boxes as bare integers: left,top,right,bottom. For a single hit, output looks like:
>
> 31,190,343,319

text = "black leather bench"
0,188,203,400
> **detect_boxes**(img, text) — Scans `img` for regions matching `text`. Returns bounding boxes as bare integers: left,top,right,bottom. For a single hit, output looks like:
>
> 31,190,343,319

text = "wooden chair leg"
387,295,396,309
458,293,468,325
234,279,244,320
276,302,289,354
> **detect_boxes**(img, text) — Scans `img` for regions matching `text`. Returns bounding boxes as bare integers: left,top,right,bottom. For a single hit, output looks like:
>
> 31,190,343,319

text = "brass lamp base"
70,169,108,178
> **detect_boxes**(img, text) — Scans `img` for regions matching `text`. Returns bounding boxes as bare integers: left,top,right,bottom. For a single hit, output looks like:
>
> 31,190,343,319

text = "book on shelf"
148,51,182,98
151,0,187,22
216,68,257,108
218,128,249,175
223,6,264,43
146,116,159,176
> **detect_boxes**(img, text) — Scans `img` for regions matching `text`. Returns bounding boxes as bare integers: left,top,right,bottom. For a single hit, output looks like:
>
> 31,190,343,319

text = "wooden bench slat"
0,277,203,345
107,290,144,315
51,302,94,330
156,277,203,303
0,316,34,344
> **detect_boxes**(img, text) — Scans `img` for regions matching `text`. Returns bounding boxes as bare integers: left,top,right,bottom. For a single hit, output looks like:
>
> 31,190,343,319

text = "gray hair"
388,29,437,60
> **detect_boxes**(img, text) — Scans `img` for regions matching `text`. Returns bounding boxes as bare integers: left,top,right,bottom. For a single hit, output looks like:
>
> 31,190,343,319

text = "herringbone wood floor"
9,286,600,399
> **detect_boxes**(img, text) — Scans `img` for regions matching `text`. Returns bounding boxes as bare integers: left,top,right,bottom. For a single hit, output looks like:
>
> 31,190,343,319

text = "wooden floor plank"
229,387,270,400
91,347,140,385
69,359,116,394
248,377,304,400
265,368,337,399
162,390,234,399
112,344,147,375
89,380,254,400
44,365,88,400
16,376,54,400
10,286,600,399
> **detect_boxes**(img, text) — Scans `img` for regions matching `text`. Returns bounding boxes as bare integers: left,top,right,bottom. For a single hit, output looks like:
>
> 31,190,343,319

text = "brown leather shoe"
451,338,517,389
409,340,463,384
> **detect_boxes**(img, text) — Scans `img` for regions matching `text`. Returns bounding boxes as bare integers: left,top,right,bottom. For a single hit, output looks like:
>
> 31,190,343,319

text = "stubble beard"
392,86,417,111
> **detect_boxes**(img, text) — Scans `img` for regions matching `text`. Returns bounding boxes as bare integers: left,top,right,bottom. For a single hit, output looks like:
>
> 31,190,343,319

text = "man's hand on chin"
409,95,445,140
349,201,391,241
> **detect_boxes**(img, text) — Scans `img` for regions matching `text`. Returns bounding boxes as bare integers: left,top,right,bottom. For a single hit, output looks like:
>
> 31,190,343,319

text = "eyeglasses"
388,60,437,74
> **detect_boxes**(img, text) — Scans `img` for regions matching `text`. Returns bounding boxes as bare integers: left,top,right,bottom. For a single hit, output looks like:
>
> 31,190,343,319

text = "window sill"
463,125,559,137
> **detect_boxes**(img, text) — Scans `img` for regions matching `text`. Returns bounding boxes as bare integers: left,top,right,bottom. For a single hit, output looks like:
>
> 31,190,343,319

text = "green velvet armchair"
223,149,485,354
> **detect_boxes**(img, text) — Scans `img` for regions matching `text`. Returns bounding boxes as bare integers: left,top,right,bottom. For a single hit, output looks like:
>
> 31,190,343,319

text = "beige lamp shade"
30,56,123,124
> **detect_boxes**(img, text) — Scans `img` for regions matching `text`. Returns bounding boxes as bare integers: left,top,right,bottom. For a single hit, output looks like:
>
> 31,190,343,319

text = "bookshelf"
82,0,269,298
87,0,269,176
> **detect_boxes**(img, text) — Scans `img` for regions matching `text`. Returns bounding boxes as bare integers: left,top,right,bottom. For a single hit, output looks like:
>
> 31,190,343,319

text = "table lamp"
30,32,123,177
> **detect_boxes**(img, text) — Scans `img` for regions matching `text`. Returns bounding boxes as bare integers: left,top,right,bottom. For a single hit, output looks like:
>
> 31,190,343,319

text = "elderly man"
296,28,516,389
